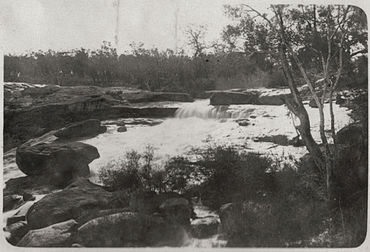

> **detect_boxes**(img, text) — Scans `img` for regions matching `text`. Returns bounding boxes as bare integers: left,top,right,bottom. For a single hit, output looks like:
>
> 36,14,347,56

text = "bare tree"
186,25,207,57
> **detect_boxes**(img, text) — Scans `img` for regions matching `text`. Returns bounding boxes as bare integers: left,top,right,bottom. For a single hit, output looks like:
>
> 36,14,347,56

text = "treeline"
4,41,286,94
4,41,367,94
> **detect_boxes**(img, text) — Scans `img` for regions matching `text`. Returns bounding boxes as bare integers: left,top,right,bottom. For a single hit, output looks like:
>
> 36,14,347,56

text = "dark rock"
123,91,193,103
16,142,99,185
336,122,364,146
76,212,189,247
26,178,128,229
249,115,257,119
236,119,249,126
191,216,220,238
77,207,132,226
3,195,24,212
22,192,36,201
254,135,289,146
4,221,30,245
159,198,192,227
129,191,161,214
210,91,260,105
17,219,78,247
258,94,286,105
117,126,127,132
7,201,35,226
4,176,60,197
333,145,368,203
288,135,305,147
54,119,106,139
22,85,60,97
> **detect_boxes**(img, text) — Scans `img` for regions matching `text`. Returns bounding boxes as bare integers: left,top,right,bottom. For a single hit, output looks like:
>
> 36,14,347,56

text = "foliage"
98,146,166,192
4,41,282,92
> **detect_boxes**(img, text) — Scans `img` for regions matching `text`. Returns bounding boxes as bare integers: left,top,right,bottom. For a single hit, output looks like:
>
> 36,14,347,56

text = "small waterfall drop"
174,100,255,119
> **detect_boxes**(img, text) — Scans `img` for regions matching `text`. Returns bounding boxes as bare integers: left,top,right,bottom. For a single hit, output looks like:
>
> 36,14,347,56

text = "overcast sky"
0,0,272,54
0,0,367,55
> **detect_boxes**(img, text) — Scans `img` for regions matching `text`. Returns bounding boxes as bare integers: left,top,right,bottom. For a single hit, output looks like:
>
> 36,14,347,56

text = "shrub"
98,146,166,192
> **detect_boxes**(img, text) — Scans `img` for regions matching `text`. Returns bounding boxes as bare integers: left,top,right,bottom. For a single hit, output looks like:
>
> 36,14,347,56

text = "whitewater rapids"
78,100,353,183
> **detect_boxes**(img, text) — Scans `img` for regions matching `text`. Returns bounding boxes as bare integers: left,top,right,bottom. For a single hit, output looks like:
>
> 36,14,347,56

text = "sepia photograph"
1,0,368,249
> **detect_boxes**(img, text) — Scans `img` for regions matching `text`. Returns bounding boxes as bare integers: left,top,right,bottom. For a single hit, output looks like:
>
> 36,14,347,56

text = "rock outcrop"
121,91,194,103
258,93,286,105
26,178,127,229
76,212,189,247
17,220,78,247
16,142,99,185
4,84,183,151
209,89,291,106
54,119,106,139
210,91,260,105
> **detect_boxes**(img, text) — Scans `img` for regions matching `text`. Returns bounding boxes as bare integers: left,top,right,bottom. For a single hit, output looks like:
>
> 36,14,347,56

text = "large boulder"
76,212,189,247
17,219,78,247
210,91,260,105
16,142,99,185
336,122,364,146
54,119,106,139
26,178,128,229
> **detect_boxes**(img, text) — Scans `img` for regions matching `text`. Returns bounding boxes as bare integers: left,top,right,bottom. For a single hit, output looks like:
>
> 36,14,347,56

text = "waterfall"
174,100,255,119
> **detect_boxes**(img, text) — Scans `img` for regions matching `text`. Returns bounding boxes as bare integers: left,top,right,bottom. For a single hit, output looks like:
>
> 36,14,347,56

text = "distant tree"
186,25,208,58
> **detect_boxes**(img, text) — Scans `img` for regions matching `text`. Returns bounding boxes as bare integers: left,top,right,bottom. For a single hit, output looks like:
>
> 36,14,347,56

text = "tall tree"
223,4,367,201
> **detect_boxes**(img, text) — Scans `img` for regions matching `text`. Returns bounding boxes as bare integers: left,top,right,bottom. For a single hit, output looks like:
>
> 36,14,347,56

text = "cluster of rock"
4,122,222,247
5,178,199,247
4,84,188,151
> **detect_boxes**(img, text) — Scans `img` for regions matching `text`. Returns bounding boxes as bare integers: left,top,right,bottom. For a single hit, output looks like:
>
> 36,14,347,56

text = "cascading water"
174,100,255,119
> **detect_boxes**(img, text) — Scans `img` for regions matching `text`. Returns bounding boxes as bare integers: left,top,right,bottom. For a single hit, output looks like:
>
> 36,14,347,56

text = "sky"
0,0,367,55
0,0,271,55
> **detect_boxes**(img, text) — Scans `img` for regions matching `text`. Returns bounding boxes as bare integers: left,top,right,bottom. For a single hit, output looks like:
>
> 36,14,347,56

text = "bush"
98,146,166,192
98,144,366,247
